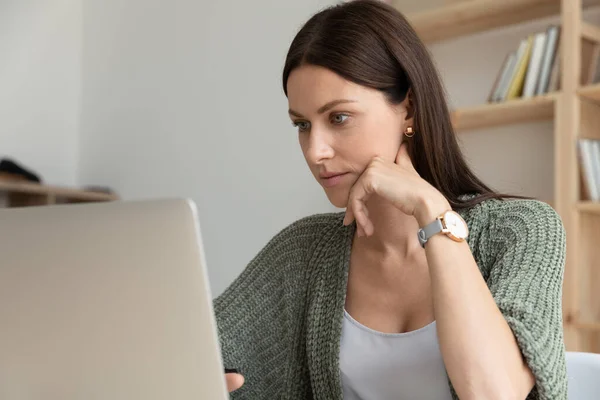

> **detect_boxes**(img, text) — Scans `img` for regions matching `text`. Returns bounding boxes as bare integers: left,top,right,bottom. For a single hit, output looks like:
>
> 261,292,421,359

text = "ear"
404,88,415,122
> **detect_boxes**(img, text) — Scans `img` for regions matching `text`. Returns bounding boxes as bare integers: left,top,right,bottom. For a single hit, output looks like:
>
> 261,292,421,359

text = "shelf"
577,201,600,214
407,0,600,44
581,22,600,43
578,82,600,103
451,93,557,132
0,181,118,203
571,319,600,332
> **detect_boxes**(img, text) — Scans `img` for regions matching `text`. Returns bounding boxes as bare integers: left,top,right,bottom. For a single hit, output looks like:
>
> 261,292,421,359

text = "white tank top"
340,310,453,400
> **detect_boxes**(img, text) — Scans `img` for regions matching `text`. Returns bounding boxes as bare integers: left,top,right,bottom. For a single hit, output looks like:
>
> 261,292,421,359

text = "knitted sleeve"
483,200,567,399
212,215,328,399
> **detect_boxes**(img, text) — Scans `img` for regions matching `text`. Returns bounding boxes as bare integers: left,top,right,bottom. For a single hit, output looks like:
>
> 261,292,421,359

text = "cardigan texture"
214,198,567,399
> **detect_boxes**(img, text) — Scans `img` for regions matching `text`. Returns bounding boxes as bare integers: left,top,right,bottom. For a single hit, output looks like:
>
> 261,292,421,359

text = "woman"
215,1,567,399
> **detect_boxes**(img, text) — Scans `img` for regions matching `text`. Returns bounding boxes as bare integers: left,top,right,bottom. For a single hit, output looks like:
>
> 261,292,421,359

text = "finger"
353,200,366,236
357,224,365,237
345,189,366,229
345,161,377,226
354,200,374,237
225,373,245,392
362,201,370,218
343,204,354,226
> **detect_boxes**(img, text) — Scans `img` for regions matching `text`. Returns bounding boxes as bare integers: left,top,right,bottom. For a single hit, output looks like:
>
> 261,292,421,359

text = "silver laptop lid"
0,199,228,400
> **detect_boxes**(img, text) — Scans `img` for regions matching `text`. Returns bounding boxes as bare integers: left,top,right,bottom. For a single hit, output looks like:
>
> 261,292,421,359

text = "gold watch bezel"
438,210,469,242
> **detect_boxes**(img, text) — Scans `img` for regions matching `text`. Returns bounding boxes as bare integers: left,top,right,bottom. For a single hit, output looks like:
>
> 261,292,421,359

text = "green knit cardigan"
214,199,567,399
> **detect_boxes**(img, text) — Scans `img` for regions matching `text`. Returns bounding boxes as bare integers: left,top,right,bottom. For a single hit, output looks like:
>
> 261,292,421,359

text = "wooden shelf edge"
582,21,600,43
570,319,600,332
577,201,600,214
451,92,557,132
0,181,118,202
578,82,600,102
407,0,558,44
407,0,600,44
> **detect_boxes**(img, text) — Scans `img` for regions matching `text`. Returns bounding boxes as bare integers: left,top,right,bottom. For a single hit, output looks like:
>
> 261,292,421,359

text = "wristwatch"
417,210,469,248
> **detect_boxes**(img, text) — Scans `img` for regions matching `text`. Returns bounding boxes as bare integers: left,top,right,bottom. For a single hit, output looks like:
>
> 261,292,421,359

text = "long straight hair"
282,0,523,210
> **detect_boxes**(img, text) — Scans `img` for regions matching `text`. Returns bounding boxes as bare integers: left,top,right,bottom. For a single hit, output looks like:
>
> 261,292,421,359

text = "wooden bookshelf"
581,21,600,43
578,82,600,102
409,0,600,44
578,201,600,214
572,320,600,331
0,180,118,207
405,0,600,353
451,92,557,132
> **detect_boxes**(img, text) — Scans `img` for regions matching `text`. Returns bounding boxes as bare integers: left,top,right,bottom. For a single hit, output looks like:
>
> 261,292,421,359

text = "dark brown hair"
282,0,522,210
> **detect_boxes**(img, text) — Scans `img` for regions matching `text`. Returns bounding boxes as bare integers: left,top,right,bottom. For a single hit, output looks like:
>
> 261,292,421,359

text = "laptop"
0,199,229,400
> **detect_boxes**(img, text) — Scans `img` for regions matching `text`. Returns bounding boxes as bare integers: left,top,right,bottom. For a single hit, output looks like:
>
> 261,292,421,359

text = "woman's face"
287,64,413,208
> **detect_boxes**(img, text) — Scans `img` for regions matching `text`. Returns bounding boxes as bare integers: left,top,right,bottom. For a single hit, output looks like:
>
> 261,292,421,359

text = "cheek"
372,126,403,161
298,136,311,162
348,112,402,160
350,129,402,165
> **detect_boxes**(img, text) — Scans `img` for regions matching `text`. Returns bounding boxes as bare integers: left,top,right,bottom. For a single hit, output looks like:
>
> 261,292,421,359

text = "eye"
292,120,311,132
331,113,349,125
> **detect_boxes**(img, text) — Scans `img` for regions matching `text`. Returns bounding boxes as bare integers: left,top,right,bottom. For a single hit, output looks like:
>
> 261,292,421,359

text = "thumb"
225,373,245,392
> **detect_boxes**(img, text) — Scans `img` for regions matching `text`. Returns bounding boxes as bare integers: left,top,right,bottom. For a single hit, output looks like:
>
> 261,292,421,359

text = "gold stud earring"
404,127,415,138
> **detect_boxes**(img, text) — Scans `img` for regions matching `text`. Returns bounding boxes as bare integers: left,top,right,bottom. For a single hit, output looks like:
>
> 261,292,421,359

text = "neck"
351,195,423,259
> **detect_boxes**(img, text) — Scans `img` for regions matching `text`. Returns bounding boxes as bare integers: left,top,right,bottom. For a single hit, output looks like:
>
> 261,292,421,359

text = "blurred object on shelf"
83,186,116,196
0,158,41,183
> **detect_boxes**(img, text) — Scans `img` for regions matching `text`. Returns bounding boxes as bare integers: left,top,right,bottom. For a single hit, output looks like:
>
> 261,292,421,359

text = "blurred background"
1,0,599,352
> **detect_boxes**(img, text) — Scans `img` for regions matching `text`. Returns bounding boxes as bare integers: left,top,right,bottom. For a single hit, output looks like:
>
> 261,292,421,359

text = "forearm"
413,196,534,399
425,234,534,399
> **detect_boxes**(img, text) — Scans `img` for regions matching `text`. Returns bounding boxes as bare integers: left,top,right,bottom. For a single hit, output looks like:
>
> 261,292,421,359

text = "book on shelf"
487,52,516,102
523,32,547,98
578,138,600,202
547,37,561,93
487,23,600,104
506,36,533,100
535,25,560,95
488,25,562,103
490,39,528,102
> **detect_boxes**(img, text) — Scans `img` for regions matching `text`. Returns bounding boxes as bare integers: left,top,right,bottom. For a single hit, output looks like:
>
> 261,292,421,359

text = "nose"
304,127,334,165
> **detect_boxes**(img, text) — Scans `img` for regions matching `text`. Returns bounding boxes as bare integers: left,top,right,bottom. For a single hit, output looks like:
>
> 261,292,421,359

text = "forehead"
286,65,377,112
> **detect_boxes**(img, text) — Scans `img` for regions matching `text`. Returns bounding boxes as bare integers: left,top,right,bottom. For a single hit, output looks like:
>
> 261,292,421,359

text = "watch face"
443,211,468,240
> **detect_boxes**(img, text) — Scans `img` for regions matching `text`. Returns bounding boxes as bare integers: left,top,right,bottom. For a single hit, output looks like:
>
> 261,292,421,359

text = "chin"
324,189,350,209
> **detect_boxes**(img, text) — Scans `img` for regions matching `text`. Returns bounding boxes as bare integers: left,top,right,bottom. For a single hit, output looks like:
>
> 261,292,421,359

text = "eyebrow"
288,99,357,118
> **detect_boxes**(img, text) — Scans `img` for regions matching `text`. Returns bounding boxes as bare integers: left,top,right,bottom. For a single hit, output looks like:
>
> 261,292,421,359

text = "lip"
319,171,346,179
319,172,348,188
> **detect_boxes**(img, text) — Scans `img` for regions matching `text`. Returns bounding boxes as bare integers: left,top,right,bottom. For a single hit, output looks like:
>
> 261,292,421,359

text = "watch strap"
417,218,444,248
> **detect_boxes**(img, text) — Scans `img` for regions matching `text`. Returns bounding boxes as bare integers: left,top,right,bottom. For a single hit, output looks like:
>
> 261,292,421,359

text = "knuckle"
366,176,378,192
365,167,377,181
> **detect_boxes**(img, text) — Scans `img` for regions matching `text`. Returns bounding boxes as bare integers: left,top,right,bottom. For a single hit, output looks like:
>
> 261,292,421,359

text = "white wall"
78,0,600,295
0,0,81,185
79,0,337,296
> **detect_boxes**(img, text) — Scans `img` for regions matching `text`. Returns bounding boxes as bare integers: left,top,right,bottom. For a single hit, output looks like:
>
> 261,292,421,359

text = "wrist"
416,193,451,227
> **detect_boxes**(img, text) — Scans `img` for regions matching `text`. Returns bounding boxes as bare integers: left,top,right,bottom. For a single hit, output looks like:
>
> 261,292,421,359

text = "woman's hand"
225,372,244,392
342,142,449,236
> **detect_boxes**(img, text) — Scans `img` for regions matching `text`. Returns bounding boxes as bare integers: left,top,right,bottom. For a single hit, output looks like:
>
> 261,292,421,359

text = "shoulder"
214,212,346,306
259,211,346,257
461,198,566,268
465,197,564,238
278,212,345,236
